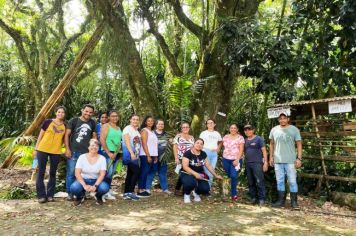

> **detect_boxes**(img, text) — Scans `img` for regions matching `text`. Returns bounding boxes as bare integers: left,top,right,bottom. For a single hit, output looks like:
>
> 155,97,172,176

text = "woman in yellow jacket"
33,106,67,203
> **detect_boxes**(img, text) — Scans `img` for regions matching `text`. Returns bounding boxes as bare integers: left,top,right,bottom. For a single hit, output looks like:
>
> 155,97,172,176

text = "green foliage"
0,186,35,200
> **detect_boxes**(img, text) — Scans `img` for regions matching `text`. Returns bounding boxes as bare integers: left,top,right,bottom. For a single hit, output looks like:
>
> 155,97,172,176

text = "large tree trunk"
1,22,105,169
93,0,160,116
190,0,261,135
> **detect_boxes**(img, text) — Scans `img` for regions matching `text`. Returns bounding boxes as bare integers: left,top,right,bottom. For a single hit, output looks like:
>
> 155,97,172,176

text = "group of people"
34,104,302,209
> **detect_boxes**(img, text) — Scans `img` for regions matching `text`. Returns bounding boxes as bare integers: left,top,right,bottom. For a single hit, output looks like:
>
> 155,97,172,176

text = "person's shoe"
96,197,104,205
146,189,151,194
231,195,239,202
249,198,258,205
123,193,131,200
73,197,84,207
66,194,74,201
192,191,201,202
290,192,300,210
258,200,266,206
163,190,172,194
104,192,116,200
137,191,150,198
47,197,54,202
128,193,140,201
38,198,47,204
272,191,286,208
110,189,119,195
184,194,191,203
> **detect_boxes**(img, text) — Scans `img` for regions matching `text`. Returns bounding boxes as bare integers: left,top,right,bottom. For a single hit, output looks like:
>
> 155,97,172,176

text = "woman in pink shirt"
222,124,245,201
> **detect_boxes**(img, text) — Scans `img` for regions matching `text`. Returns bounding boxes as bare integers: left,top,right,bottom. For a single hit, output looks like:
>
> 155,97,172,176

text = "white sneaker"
104,192,116,200
110,190,118,195
192,191,201,202
163,190,172,194
184,194,191,203
146,189,151,194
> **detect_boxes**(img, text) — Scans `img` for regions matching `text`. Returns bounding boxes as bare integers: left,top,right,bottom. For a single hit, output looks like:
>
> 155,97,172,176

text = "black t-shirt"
68,117,96,153
244,136,265,163
183,149,207,174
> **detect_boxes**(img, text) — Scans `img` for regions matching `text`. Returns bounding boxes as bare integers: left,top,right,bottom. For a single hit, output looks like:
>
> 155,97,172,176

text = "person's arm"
295,140,302,167
204,159,222,179
124,133,136,160
90,169,106,192
182,157,203,179
74,168,90,192
33,129,45,157
141,129,152,163
100,124,114,160
262,146,268,172
269,139,274,167
64,128,72,158
216,141,223,153
233,142,244,166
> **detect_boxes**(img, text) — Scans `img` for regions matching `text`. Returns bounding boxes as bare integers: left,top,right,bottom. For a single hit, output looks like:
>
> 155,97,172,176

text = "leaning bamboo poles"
310,104,331,194
1,22,106,169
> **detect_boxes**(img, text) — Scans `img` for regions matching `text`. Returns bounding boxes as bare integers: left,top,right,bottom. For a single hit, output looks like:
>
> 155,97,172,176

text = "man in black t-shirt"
64,104,97,199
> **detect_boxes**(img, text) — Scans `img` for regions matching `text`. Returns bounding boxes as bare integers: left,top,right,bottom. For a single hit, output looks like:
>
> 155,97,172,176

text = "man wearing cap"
243,124,268,206
269,113,302,209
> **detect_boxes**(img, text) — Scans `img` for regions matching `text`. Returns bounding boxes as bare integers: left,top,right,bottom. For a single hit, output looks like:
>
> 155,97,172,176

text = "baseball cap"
243,124,255,130
278,112,288,118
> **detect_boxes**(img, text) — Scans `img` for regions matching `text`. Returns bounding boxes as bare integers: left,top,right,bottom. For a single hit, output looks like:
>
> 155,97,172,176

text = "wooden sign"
328,99,352,114
267,106,291,118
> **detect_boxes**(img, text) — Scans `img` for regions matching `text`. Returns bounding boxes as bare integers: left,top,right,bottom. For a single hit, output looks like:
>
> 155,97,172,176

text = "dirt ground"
0,169,355,235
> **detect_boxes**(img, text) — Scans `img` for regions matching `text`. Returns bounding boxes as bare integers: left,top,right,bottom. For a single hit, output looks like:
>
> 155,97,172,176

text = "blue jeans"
146,160,168,191
274,163,298,192
66,152,82,194
203,149,218,187
138,155,157,190
181,172,210,195
102,151,120,187
70,179,109,199
222,158,242,197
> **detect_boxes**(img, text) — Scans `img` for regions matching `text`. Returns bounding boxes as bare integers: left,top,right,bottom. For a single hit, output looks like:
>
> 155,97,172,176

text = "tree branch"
166,0,206,39
0,19,32,72
139,1,183,76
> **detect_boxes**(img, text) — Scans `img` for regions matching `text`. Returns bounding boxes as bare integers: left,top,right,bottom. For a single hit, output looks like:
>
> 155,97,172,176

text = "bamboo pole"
1,22,106,169
300,173,356,183
311,104,331,194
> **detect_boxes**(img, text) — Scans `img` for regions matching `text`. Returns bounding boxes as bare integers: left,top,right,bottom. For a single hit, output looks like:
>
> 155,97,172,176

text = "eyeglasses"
182,127,190,129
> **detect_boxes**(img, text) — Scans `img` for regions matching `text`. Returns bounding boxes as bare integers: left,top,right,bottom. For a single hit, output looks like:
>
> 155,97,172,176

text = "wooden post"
311,104,331,194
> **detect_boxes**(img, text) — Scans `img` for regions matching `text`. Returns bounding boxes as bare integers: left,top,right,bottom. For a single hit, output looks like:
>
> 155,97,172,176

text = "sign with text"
267,106,291,119
328,99,352,114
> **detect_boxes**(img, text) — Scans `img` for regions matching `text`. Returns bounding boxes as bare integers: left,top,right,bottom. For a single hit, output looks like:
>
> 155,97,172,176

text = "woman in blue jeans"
222,124,245,201
181,138,222,203
199,118,222,187
100,110,122,200
70,139,109,206
146,119,170,194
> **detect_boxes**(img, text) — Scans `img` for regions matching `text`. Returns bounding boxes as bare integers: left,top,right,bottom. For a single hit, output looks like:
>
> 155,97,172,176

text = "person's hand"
153,157,158,164
130,152,137,160
233,159,239,167
32,150,37,157
89,185,97,192
65,149,72,159
175,158,180,165
83,184,91,192
269,158,274,167
147,156,152,164
294,159,302,169
215,175,223,180
263,162,269,172
194,173,203,180
108,152,115,160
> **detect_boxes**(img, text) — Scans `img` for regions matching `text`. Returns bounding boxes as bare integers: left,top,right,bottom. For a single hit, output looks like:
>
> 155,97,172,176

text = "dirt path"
0,193,355,235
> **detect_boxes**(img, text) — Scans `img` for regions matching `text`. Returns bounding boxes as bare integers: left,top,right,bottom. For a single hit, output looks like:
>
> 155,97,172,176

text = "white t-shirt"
75,154,107,179
123,125,141,143
199,130,222,150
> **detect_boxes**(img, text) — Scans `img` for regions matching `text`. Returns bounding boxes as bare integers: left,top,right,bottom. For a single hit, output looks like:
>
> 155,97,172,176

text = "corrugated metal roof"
269,95,356,108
